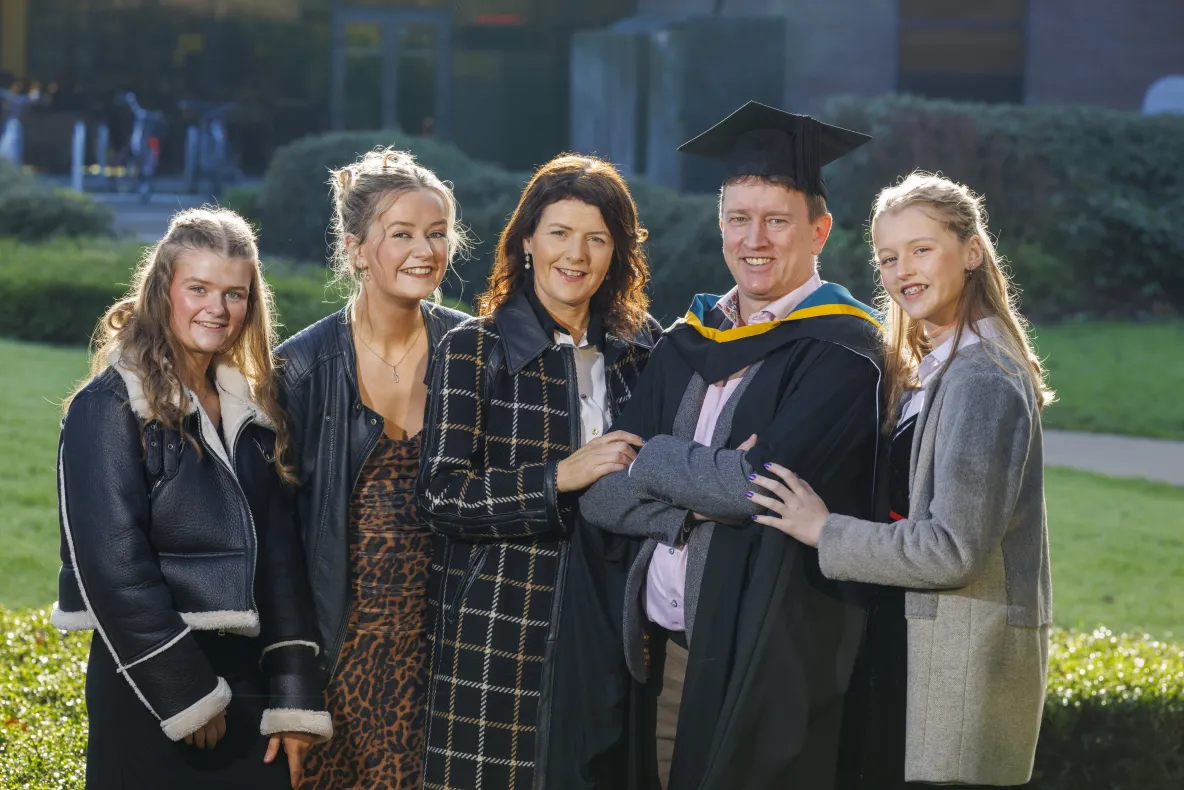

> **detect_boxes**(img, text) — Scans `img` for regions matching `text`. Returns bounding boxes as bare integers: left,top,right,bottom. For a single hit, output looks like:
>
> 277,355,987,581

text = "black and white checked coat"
417,292,657,790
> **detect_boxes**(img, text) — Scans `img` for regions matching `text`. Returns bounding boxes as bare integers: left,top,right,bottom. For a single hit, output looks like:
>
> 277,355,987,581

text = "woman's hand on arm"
556,431,645,492
747,462,832,547
688,433,759,524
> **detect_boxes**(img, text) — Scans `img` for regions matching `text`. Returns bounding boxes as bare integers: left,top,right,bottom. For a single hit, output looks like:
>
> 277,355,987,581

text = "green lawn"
0,339,88,609
1034,321,1184,440
1045,467,1184,638
1,333,1182,637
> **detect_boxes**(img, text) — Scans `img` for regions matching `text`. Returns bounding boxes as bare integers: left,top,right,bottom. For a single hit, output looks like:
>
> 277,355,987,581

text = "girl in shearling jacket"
53,208,330,789
748,173,1053,788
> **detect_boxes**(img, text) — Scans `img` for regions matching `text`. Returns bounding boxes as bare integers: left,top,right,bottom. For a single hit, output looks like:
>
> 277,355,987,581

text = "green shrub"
821,94,1184,319
0,608,89,790
3,608,1179,789
0,158,27,192
0,160,115,242
221,185,264,232
0,237,343,346
1034,627,1184,788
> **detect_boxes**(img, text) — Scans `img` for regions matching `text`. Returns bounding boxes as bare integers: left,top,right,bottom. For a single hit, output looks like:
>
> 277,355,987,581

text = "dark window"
898,0,1027,103
19,0,638,173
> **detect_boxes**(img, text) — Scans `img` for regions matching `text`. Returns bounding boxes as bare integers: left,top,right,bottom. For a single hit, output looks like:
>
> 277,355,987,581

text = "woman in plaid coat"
417,154,660,790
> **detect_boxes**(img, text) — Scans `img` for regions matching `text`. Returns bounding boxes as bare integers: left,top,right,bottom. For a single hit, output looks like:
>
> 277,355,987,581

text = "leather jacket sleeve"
57,386,230,741
418,325,563,541
255,457,332,742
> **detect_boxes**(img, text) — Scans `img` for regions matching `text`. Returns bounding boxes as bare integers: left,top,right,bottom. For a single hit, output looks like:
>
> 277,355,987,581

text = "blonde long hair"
69,207,295,482
872,172,1054,430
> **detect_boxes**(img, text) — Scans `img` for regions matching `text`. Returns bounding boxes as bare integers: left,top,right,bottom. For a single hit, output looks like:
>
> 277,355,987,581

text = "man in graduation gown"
546,102,886,790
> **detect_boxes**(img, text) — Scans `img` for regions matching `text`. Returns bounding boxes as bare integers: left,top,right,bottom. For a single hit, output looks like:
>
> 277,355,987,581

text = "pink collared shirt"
644,274,823,631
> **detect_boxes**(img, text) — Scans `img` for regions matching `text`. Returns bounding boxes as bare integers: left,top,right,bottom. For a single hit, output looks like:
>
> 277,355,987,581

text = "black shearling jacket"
53,358,330,743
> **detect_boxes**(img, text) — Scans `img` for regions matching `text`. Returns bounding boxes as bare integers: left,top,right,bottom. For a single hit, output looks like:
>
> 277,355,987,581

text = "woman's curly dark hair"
478,154,650,337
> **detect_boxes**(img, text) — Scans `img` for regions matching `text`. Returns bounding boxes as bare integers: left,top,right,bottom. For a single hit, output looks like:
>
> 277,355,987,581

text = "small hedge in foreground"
0,608,88,790
1,608,1180,789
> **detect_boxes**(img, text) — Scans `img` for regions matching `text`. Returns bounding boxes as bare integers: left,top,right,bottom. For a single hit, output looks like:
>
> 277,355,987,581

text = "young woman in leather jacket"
276,149,469,789
53,208,330,790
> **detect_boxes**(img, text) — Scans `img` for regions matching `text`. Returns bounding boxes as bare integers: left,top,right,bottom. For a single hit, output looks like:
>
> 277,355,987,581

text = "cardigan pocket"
904,590,938,619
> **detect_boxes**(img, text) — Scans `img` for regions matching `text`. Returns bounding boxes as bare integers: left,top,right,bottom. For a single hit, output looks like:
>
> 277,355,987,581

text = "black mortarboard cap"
677,101,871,199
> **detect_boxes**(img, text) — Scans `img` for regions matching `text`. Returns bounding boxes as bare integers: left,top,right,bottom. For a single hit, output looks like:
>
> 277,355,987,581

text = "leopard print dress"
301,432,433,790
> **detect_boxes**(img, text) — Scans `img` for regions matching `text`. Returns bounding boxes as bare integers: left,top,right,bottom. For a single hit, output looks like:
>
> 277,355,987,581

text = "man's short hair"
718,174,829,224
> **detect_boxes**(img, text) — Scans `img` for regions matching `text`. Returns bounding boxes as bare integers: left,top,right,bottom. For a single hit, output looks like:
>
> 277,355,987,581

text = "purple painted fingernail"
747,473,756,481
752,515,759,521
745,491,754,498
763,463,771,469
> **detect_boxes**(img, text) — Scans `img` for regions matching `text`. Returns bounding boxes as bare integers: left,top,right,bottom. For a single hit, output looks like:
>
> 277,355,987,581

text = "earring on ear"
359,266,371,281
524,252,532,270
966,268,975,281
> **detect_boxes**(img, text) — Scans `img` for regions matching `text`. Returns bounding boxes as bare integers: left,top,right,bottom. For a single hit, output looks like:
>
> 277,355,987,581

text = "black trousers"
84,631,290,790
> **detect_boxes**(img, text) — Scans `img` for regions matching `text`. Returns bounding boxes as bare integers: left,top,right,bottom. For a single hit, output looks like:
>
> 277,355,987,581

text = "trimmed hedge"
256,132,872,322
0,237,342,346
2,608,1179,789
1035,627,1184,788
221,185,264,232
0,160,115,242
0,609,88,790
821,94,1184,319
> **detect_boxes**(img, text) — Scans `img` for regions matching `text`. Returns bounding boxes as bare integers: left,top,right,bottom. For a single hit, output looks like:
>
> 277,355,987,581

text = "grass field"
1044,467,1183,638
1033,321,1184,441
0,339,88,610
1,330,1181,635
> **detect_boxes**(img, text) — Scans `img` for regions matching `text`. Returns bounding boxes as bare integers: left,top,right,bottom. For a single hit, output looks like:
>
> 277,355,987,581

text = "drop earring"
524,252,532,270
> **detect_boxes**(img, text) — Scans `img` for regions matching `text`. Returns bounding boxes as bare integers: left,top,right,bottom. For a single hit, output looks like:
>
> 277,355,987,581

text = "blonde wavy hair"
69,207,295,483
328,147,470,315
871,172,1054,430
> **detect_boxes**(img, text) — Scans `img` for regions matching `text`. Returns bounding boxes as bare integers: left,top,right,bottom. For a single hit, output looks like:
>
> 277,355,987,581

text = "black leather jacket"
54,361,327,742
276,302,468,678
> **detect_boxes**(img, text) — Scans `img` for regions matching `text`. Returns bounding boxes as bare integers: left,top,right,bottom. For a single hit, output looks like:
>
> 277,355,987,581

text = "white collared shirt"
556,330,608,448
898,318,1004,427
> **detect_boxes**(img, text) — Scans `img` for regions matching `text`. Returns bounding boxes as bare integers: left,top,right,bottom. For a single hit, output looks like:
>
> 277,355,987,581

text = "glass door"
343,20,383,131
331,7,452,138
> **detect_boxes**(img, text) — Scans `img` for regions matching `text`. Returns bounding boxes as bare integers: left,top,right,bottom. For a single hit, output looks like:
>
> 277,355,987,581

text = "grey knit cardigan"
818,340,1052,785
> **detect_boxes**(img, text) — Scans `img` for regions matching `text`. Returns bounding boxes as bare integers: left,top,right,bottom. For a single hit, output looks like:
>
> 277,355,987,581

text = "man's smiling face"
719,179,832,314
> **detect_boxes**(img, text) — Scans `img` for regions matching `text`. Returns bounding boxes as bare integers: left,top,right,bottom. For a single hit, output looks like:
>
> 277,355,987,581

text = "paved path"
41,178,260,242
1045,430,1184,486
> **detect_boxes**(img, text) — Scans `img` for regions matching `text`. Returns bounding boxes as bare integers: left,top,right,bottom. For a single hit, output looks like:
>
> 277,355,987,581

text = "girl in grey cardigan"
747,172,1053,787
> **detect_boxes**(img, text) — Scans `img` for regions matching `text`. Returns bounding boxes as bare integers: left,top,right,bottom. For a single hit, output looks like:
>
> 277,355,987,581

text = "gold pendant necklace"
356,319,424,383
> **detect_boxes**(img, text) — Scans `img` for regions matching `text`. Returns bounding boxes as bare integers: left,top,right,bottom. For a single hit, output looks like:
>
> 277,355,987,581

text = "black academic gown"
549,290,889,790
